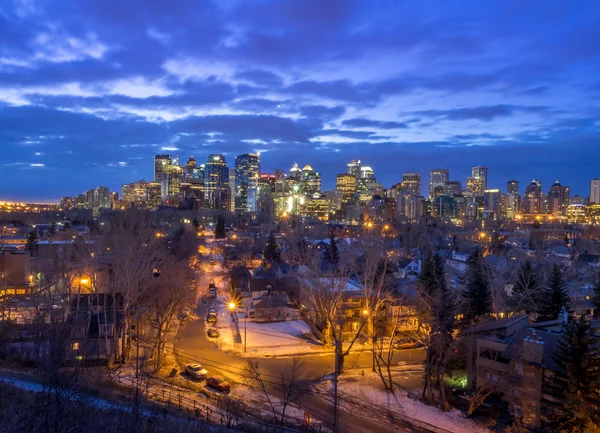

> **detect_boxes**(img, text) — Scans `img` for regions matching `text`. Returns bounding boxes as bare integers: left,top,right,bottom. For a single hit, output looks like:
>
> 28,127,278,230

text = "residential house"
396,258,421,280
467,312,569,428
67,293,124,361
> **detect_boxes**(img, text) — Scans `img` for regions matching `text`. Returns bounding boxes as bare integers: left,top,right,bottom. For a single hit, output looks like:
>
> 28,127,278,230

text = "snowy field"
317,380,490,433
217,320,327,357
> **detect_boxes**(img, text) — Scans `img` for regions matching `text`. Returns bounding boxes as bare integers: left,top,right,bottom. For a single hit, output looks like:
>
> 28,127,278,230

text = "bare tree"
244,357,306,426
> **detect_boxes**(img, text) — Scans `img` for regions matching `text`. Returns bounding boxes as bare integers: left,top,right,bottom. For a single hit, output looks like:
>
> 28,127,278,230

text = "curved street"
174,270,427,432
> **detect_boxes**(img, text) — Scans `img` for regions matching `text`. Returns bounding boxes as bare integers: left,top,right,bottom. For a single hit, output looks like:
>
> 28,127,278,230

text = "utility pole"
333,337,340,433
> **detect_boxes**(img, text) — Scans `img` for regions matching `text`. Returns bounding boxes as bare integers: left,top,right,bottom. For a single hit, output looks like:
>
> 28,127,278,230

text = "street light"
228,301,247,353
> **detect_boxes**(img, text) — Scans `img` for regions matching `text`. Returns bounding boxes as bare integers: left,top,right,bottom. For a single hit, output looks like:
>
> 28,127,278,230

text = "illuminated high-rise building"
122,181,162,209
154,154,172,182
347,160,361,179
336,173,357,203
185,156,197,179
429,169,449,199
507,180,519,195
161,162,184,198
548,180,570,217
300,165,321,196
523,179,543,214
467,166,488,197
234,153,260,212
591,179,600,204
204,154,229,210
357,166,375,203
443,181,463,196
401,172,421,197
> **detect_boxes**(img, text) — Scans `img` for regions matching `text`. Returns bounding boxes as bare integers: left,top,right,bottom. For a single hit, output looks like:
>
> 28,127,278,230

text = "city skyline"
1,1,599,201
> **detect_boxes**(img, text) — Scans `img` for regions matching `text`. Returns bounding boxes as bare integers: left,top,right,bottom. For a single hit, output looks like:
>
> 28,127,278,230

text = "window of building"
100,324,113,336
72,342,79,351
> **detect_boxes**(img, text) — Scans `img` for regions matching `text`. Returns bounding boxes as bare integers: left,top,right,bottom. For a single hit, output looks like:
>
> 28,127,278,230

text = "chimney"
523,336,545,365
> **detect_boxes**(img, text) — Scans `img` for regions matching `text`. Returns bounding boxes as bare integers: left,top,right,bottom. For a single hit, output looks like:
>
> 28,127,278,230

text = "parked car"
185,363,208,380
393,338,423,350
208,289,217,298
178,307,190,321
206,376,230,392
206,311,217,323
207,328,219,338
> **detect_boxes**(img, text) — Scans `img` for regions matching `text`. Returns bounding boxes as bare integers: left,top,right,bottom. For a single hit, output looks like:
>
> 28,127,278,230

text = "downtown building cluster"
59,153,600,225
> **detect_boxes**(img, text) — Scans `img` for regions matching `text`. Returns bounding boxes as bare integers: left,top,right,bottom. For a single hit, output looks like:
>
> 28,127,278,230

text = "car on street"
207,328,219,338
206,311,217,323
206,376,230,392
185,363,208,380
208,279,216,289
393,338,423,350
208,289,217,298
178,307,190,321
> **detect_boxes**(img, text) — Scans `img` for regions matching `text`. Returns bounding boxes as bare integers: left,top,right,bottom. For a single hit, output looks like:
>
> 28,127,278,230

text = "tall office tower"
229,168,236,212
468,166,488,197
185,156,197,180
122,180,161,208
274,169,286,193
523,179,543,214
443,181,463,196
234,153,260,212
161,162,184,198
301,164,321,195
548,180,570,217
484,189,502,218
429,169,449,199
507,180,519,195
109,192,119,209
357,166,376,203
94,186,110,211
336,173,357,203
347,160,361,179
154,154,172,182
204,154,229,210
591,179,600,204
402,172,421,197
257,174,276,215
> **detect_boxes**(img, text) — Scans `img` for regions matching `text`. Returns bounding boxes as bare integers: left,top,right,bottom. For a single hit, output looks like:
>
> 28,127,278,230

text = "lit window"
72,342,79,350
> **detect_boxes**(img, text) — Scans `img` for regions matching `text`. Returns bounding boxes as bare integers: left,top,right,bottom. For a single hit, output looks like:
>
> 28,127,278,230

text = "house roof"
502,328,561,371
464,315,529,334
254,294,291,309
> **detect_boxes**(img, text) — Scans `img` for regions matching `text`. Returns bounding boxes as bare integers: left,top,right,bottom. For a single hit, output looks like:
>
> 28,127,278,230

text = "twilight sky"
1,0,599,201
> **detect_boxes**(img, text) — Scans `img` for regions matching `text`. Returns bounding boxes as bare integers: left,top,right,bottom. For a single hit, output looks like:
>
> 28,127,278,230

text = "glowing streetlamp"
228,301,247,353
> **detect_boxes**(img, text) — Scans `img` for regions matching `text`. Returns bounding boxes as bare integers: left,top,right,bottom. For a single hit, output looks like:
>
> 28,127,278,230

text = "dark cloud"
413,105,551,121
342,118,408,129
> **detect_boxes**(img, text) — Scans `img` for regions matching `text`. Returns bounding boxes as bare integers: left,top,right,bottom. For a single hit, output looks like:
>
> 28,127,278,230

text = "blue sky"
1,0,599,201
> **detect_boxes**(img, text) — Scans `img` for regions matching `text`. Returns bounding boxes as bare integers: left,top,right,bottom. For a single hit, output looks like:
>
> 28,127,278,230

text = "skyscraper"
523,179,543,214
185,156,197,180
234,153,260,212
401,172,421,197
336,173,357,203
443,181,463,196
591,179,600,204
300,164,321,196
467,166,488,197
204,154,229,210
347,160,361,179
429,169,449,199
507,180,519,195
161,162,183,198
154,154,172,182
548,180,570,217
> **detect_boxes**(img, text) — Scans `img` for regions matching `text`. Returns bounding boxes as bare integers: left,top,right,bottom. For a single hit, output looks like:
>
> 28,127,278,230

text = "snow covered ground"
216,320,327,357
316,379,490,433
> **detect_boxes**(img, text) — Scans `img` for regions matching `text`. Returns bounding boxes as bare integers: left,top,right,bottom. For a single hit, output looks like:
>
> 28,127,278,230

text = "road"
174,270,427,433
